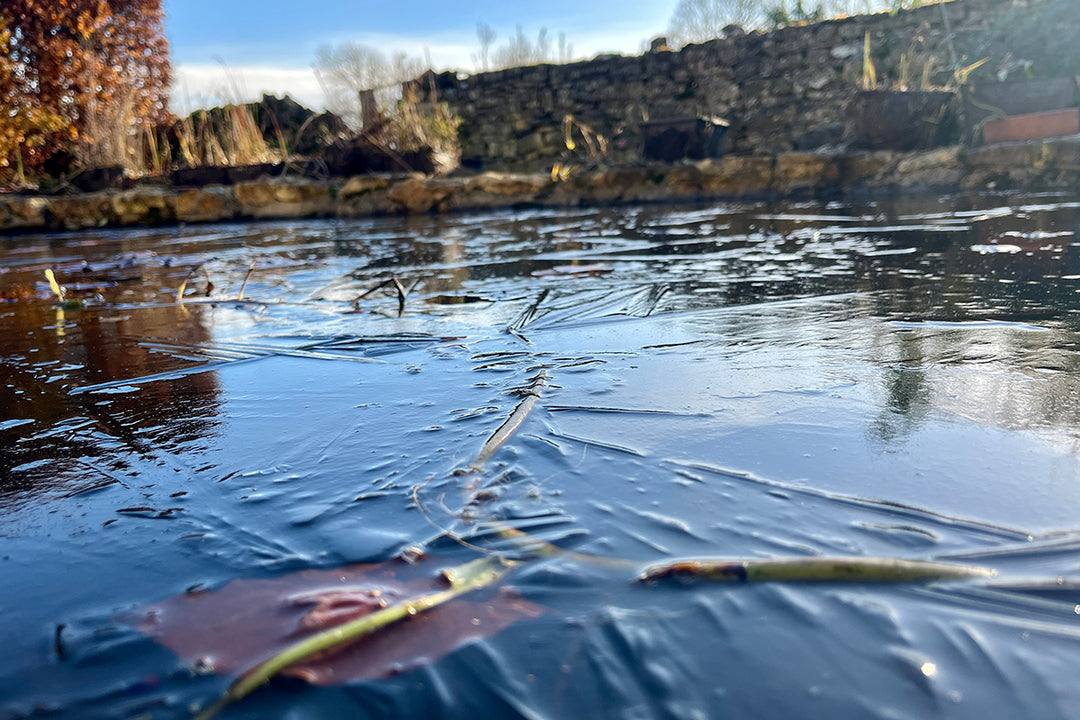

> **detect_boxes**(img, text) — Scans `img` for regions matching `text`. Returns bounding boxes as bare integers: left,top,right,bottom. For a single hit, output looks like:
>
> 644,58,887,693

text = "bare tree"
491,25,553,69
474,22,497,72
800,0,894,16
666,0,761,47
473,23,576,71
557,32,574,63
313,43,423,129
765,0,915,26
669,0,907,44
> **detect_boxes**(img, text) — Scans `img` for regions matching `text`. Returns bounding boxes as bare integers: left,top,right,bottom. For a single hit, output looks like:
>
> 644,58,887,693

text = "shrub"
1,0,171,180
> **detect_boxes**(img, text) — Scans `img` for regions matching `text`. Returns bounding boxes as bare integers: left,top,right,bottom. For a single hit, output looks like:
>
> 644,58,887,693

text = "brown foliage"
1,0,171,178
0,17,65,180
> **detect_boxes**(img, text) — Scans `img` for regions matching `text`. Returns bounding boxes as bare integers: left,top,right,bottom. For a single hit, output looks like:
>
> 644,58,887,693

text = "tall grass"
70,74,140,171
361,79,462,172
62,88,282,178
173,105,280,168
69,60,285,178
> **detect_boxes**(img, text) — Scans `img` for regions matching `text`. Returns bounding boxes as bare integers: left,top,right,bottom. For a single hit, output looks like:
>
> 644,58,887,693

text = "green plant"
953,57,990,85
921,55,937,90
862,32,878,90
898,51,911,90
360,87,462,173
858,25,981,94
563,114,607,157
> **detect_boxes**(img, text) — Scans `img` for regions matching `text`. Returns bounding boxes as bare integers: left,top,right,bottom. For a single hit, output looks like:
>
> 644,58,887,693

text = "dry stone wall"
420,0,1018,171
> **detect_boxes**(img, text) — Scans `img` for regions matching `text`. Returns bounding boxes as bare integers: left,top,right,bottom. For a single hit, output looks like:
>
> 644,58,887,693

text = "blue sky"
164,0,678,112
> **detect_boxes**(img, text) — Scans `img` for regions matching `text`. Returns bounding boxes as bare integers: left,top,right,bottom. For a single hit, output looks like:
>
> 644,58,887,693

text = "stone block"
663,164,705,195
2,196,49,230
48,193,113,230
774,153,840,194
1037,137,1080,171
963,142,1043,169
583,167,652,203
470,172,549,196
895,147,961,175
516,130,554,156
339,175,392,199
843,152,896,184
438,172,550,211
176,187,238,223
336,189,397,217
386,177,461,213
109,188,176,225
234,180,332,218
895,165,964,189
697,156,775,197
891,148,964,188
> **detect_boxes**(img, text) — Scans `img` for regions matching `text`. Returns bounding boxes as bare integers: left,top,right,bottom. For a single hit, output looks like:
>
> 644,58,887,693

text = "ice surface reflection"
3,195,1080,719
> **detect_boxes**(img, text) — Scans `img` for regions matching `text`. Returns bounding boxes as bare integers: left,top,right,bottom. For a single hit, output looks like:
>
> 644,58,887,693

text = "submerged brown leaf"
130,556,545,685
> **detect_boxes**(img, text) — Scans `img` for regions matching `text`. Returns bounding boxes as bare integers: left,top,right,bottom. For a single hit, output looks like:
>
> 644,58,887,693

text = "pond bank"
3,138,1077,233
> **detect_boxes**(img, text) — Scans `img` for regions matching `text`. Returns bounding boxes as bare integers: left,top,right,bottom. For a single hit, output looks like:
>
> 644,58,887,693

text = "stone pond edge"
3,140,1078,234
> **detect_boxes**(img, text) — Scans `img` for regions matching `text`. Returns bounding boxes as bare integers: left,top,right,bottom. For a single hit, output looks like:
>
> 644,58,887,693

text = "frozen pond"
3,194,1080,719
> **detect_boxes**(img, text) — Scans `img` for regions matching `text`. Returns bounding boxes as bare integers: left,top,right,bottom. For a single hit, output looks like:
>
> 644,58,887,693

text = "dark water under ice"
3,194,1080,719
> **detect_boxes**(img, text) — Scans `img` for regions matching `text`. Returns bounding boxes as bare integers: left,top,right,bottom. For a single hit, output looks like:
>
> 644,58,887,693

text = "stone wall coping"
1,140,1076,234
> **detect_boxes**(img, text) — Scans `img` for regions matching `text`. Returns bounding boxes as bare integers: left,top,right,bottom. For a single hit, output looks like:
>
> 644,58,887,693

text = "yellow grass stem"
639,556,995,584
44,269,64,302
467,371,548,472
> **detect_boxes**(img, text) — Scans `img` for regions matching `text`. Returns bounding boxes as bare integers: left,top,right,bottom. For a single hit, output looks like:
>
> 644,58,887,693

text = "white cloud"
170,12,672,115
324,32,477,72
172,64,328,114
318,14,670,76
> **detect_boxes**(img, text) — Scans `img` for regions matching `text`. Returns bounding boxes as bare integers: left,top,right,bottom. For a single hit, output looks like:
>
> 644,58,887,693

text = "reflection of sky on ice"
4,196,1080,719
